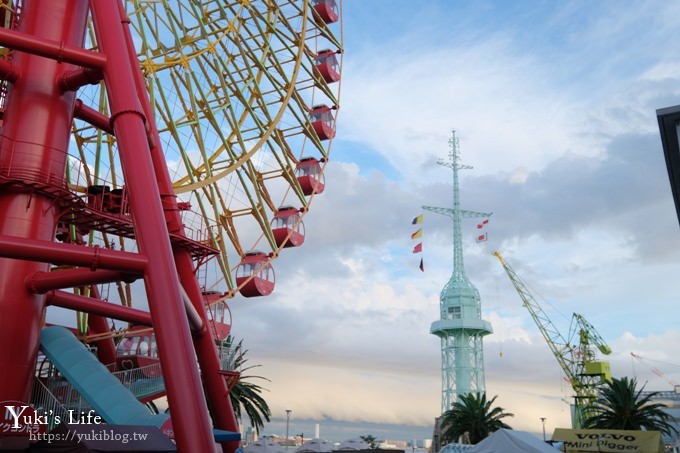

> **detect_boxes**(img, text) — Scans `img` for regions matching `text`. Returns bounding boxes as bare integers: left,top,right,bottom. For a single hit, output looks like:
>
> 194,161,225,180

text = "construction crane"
630,352,680,389
493,252,612,428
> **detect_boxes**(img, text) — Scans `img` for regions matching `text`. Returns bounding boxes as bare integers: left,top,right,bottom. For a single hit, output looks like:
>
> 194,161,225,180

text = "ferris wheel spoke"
67,0,341,297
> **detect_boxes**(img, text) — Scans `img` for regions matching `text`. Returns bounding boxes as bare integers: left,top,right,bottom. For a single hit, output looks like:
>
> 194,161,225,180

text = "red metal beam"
0,26,106,69
46,290,152,326
0,59,19,83
87,285,118,366
90,2,217,451
0,234,148,272
73,99,114,135
117,3,241,450
59,67,103,93
25,268,139,294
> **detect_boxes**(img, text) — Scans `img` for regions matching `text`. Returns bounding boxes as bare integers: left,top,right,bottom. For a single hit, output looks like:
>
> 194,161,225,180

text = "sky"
226,0,680,444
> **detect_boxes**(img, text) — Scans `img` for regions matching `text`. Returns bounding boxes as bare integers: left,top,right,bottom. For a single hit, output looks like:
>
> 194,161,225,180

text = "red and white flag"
477,219,489,229
476,232,488,243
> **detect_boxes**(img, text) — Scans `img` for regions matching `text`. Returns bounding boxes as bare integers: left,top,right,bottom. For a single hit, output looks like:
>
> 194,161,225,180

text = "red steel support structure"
0,1,235,451
114,4,241,451
0,0,91,402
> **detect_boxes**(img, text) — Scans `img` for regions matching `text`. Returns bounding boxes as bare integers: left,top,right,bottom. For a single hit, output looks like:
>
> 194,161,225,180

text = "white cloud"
339,40,580,181
228,1,680,440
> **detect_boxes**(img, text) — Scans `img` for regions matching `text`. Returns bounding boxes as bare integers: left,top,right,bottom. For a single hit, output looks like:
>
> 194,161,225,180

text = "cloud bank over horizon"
226,1,680,440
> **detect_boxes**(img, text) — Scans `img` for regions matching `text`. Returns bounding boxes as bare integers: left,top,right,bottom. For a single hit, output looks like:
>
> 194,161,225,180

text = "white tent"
440,443,474,453
468,429,559,453
245,439,287,453
296,438,334,453
335,439,370,451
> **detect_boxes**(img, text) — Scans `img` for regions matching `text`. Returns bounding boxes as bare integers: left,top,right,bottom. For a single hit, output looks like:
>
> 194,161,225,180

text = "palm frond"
220,335,272,434
584,376,678,437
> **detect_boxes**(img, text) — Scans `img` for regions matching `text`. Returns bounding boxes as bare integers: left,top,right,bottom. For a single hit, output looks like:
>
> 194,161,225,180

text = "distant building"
379,439,409,449
411,439,432,449
643,390,680,450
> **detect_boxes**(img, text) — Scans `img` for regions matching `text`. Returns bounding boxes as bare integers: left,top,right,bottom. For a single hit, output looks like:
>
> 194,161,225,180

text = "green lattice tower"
424,131,493,414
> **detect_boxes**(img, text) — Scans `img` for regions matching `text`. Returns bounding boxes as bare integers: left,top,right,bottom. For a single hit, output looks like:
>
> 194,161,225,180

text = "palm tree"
221,337,271,434
440,392,513,445
583,376,678,437
360,435,378,449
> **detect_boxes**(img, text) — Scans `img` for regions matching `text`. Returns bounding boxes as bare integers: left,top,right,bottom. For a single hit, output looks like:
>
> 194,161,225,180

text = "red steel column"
0,0,88,402
116,3,241,450
89,2,216,451
86,284,117,366
177,255,241,453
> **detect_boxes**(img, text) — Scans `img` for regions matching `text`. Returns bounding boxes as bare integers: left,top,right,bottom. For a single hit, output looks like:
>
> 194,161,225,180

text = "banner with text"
552,428,663,453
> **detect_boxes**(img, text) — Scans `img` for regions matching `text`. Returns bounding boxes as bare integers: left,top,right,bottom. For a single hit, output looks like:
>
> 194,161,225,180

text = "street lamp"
540,417,547,441
285,410,292,450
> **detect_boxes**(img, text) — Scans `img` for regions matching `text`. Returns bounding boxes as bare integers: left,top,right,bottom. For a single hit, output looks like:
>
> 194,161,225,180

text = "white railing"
37,377,93,413
218,346,237,371
111,362,165,399
37,357,164,410
31,378,88,431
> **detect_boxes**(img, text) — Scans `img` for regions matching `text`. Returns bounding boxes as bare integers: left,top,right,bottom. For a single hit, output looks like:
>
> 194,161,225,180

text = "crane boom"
630,352,679,388
492,252,573,379
493,252,612,428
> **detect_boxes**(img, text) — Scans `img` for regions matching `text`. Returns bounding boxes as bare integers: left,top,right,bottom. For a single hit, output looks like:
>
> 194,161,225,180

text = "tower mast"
424,131,493,413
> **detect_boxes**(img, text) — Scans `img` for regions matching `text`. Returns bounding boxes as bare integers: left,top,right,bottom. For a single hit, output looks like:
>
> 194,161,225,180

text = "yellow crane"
493,252,612,428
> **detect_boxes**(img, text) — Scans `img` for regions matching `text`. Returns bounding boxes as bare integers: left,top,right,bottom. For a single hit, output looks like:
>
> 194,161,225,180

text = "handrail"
111,362,165,400
31,378,90,431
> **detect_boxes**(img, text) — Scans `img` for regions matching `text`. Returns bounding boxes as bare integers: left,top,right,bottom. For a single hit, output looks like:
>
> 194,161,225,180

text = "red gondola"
312,0,339,24
309,104,335,141
235,251,275,298
204,290,231,341
314,49,340,84
271,206,305,248
296,157,325,195
115,327,161,376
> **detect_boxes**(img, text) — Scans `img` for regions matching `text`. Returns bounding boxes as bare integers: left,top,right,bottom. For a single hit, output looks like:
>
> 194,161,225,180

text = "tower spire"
439,131,472,287
423,130,493,413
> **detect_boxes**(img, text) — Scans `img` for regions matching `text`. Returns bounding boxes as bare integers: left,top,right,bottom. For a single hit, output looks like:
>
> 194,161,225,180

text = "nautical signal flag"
477,219,489,229
411,214,424,272
476,232,488,243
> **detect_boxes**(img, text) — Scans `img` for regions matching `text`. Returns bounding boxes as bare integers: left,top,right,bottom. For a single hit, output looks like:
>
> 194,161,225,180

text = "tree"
360,435,378,449
583,376,678,437
221,337,272,434
440,393,513,445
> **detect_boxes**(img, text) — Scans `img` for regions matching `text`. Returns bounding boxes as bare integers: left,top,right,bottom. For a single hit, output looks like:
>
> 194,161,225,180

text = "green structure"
424,131,493,413
494,252,612,428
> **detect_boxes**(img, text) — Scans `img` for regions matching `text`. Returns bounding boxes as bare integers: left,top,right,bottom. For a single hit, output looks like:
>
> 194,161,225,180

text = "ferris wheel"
70,0,343,302
0,0,342,451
